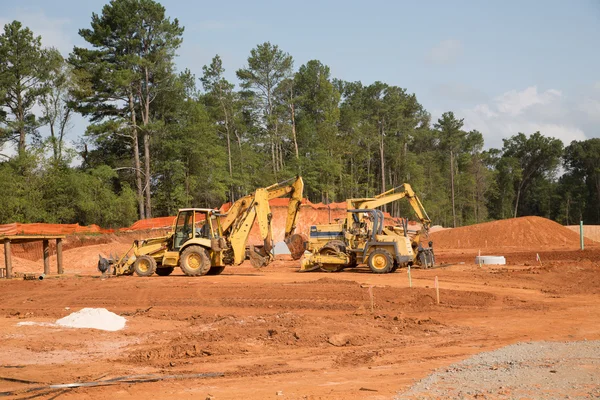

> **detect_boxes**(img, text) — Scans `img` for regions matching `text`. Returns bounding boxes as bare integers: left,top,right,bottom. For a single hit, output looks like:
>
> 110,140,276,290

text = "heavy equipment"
300,183,435,273
99,177,304,277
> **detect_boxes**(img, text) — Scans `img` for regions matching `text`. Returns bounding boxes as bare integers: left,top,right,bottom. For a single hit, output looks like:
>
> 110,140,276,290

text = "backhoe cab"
300,183,435,273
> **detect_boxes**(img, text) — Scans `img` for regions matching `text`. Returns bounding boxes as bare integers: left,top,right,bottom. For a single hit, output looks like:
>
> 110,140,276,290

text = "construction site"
1,182,599,400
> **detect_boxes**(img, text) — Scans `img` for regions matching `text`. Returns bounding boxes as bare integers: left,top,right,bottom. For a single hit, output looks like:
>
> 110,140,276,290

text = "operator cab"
173,208,221,249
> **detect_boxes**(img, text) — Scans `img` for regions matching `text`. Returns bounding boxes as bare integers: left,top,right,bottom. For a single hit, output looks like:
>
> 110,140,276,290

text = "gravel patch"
396,341,600,399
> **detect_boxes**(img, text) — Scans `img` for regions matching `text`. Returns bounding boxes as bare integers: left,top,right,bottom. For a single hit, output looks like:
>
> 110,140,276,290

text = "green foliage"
0,15,591,230
0,152,137,227
0,21,55,153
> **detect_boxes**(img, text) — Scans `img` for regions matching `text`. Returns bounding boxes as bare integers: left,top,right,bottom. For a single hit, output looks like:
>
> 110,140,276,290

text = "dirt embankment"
566,225,600,242
430,216,597,251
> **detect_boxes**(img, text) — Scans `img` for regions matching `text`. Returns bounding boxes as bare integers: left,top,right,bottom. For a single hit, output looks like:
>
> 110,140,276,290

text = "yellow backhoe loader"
300,183,434,273
99,177,304,277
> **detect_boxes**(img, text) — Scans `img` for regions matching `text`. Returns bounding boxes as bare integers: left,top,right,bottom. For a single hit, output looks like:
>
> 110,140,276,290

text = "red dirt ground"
1,246,600,399
1,215,599,399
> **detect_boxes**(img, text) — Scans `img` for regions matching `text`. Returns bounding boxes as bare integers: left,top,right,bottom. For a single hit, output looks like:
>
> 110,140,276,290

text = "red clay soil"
1,254,600,399
566,225,600,242
430,216,597,251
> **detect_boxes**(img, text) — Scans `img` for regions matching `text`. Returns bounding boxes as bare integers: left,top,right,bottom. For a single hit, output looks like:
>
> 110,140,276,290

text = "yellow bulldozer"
99,177,304,277
300,183,434,273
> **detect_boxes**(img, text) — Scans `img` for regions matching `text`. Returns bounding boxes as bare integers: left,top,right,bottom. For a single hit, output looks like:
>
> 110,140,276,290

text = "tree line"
1,0,599,228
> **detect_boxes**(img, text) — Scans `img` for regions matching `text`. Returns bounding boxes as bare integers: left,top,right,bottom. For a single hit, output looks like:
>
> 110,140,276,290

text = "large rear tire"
133,255,157,277
367,249,393,274
155,267,175,276
180,246,211,276
206,266,225,276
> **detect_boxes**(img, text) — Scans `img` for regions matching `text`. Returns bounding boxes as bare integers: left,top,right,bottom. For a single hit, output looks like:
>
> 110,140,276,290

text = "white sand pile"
55,308,126,331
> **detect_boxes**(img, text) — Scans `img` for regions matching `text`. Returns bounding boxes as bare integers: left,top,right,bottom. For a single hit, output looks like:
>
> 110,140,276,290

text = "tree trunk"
450,150,456,228
271,140,277,177
140,68,152,219
143,132,152,219
129,90,144,219
220,99,233,180
566,196,570,225
17,91,26,155
57,107,70,163
513,184,523,218
289,86,299,159
49,122,58,163
379,121,386,211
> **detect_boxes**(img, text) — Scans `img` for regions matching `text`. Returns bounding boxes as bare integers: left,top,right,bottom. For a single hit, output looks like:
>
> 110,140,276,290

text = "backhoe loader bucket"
285,233,307,260
249,245,273,268
97,251,134,276
98,255,112,274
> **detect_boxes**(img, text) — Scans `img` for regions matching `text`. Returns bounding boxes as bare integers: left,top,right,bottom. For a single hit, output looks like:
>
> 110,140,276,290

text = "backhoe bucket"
285,233,307,260
98,255,113,274
249,245,273,268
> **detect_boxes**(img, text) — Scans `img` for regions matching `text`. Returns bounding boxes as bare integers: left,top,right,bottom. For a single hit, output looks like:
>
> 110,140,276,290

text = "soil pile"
431,216,596,250
566,225,600,242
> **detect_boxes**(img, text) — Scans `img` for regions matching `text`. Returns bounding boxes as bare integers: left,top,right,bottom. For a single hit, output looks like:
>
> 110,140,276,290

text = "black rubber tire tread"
319,240,346,254
180,245,212,276
133,255,157,277
367,249,393,274
318,240,346,272
155,267,175,276
206,266,225,275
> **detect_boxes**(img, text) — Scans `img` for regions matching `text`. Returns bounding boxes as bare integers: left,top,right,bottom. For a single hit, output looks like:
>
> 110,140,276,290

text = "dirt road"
1,249,599,399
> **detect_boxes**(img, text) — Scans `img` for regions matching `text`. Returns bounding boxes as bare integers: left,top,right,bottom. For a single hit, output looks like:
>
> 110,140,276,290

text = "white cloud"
580,98,600,122
459,86,593,148
0,9,72,56
425,39,463,65
494,87,561,116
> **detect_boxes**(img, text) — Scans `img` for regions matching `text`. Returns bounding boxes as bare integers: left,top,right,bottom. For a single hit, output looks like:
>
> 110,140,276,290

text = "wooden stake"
407,265,412,288
43,240,50,276
3,239,12,279
435,276,440,305
57,238,63,275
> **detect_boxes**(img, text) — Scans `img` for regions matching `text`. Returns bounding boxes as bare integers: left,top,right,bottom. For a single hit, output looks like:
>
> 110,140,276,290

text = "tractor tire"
318,240,346,272
155,267,175,276
367,249,393,274
206,266,225,276
180,246,211,276
133,255,157,277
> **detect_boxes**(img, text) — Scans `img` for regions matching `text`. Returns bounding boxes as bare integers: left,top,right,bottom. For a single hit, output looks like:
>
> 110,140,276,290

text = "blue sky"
1,0,599,149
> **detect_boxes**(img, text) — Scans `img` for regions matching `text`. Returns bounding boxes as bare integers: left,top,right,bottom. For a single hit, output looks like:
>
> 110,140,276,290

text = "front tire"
180,246,211,276
134,255,157,277
367,249,393,274
155,267,175,276
206,266,225,275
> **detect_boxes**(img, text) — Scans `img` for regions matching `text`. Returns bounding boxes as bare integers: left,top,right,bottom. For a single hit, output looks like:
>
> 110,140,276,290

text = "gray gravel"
396,341,600,399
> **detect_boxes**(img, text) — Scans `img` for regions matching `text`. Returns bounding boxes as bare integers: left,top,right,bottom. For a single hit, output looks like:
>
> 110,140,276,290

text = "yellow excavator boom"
347,183,431,231
221,176,305,264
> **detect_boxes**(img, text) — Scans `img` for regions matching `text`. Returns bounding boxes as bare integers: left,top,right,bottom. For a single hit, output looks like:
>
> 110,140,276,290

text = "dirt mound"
566,225,600,242
431,216,597,250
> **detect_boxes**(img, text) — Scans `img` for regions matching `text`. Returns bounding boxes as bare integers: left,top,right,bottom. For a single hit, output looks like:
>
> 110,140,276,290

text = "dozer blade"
285,233,307,260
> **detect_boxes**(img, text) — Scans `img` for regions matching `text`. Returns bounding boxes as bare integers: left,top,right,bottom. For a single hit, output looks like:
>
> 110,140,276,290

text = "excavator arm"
347,183,431,231
222,177,305,267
